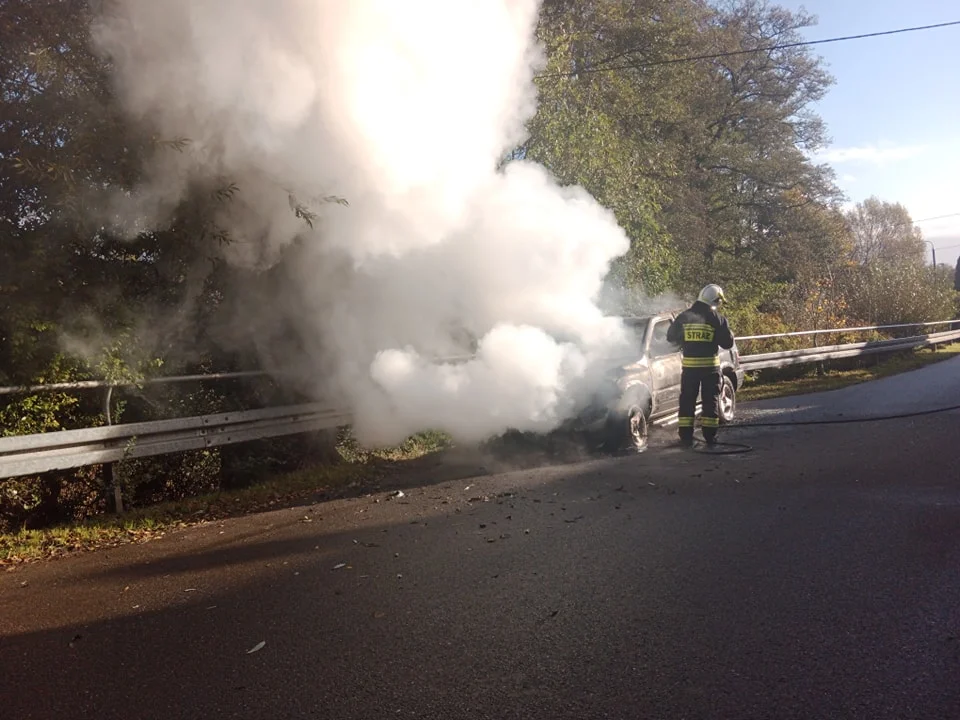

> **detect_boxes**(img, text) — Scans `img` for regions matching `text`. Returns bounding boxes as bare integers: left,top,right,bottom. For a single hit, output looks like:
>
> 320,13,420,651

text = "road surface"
2,359,959,719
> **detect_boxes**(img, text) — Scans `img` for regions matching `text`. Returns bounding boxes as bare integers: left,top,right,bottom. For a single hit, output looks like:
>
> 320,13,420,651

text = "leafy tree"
836,198,954,326
526,0,710,294
840,261,955,326
662,0,843,299
0,0,320,529
526,1,847,313
844,197,925,266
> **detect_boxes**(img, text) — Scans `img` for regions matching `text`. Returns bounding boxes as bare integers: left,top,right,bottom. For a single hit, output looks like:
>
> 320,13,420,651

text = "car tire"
603,402,649,453
718,374,736,424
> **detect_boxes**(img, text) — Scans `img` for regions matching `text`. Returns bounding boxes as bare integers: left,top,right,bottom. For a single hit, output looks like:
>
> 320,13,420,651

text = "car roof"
621,311,680,325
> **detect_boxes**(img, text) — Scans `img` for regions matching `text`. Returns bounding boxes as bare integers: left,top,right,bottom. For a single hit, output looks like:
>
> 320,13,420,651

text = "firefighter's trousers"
678,366,721,442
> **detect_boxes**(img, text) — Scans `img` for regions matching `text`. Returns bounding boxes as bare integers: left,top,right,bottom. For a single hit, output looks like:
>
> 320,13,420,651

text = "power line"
910,212,960,225
889,212,960,230
859,211,960,233
904,214,960,250
537,19,960,79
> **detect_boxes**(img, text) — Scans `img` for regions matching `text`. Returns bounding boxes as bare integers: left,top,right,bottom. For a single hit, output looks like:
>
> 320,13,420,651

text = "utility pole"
923,239,937,267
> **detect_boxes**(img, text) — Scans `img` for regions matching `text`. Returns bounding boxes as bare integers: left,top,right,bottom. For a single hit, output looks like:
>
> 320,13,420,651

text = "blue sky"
777,0,960,269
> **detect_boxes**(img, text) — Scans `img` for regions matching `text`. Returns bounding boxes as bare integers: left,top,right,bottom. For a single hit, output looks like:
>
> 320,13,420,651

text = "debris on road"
333,563,347,570
246,641,266,655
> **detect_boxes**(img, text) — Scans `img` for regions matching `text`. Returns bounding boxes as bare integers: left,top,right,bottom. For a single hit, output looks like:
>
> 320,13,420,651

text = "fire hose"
690,401,960,455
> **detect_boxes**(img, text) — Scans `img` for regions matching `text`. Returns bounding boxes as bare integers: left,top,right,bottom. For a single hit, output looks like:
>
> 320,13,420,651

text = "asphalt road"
2,360,960,719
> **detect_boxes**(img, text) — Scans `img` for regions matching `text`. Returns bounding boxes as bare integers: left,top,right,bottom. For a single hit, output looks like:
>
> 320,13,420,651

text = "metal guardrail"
0,368,283,510
0,403,350,480
0,320,957,485
737,319,959,342
738,329,960,371
0,370,269,396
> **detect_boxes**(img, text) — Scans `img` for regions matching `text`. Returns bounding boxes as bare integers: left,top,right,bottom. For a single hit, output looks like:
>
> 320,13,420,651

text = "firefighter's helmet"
697,284,726,308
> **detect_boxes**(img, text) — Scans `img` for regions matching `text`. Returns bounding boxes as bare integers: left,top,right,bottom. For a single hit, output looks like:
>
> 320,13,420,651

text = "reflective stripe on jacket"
666,300,734,368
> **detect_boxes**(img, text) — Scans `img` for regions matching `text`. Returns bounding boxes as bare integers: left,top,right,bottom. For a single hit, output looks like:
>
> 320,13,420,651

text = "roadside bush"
841,261,956,327
0,468,106,532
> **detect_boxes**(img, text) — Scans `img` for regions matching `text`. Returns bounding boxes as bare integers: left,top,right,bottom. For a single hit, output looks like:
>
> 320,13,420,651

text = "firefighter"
666,284,734,446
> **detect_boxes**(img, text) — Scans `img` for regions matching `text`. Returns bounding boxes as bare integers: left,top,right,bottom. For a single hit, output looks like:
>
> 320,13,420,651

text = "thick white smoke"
91,0,634,446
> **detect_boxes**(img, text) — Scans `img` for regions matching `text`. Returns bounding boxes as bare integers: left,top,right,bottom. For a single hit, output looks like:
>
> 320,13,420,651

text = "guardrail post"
102,386,123,514
813,325,824,376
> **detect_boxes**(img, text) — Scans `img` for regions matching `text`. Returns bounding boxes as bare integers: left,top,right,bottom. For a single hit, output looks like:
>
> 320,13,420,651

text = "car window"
630,323,647,349
649,320,677,357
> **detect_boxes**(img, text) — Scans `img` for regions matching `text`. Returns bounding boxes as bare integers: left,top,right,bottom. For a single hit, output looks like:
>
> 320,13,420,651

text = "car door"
647,317,682,413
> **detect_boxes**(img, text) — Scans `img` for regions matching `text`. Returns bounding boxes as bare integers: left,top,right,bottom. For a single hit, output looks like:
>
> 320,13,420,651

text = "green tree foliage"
661,1,845,297
844,196,925,266
836,198,953,325
0,0,322,530
840,262,956,327
526,0,854,317
526,0,955,333
526,0,710,294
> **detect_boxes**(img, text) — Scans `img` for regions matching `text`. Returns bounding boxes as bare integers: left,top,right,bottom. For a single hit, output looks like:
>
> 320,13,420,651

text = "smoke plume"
91,0,634,446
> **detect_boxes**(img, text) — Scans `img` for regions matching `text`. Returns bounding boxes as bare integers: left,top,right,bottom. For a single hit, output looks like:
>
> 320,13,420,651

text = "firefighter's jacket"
666,301,734,369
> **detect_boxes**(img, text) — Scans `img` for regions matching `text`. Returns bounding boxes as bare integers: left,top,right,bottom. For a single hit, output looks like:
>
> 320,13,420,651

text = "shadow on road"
3,416,960,719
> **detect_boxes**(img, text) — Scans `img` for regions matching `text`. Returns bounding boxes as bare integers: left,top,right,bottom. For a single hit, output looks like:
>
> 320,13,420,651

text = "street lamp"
922,239,937,267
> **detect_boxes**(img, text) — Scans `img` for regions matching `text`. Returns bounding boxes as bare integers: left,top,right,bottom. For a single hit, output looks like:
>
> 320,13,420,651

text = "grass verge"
737,342,960,403
1,430,452,566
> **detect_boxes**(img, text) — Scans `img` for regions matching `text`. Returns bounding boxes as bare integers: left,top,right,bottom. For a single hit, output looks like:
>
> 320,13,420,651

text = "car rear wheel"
718,374,736,423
